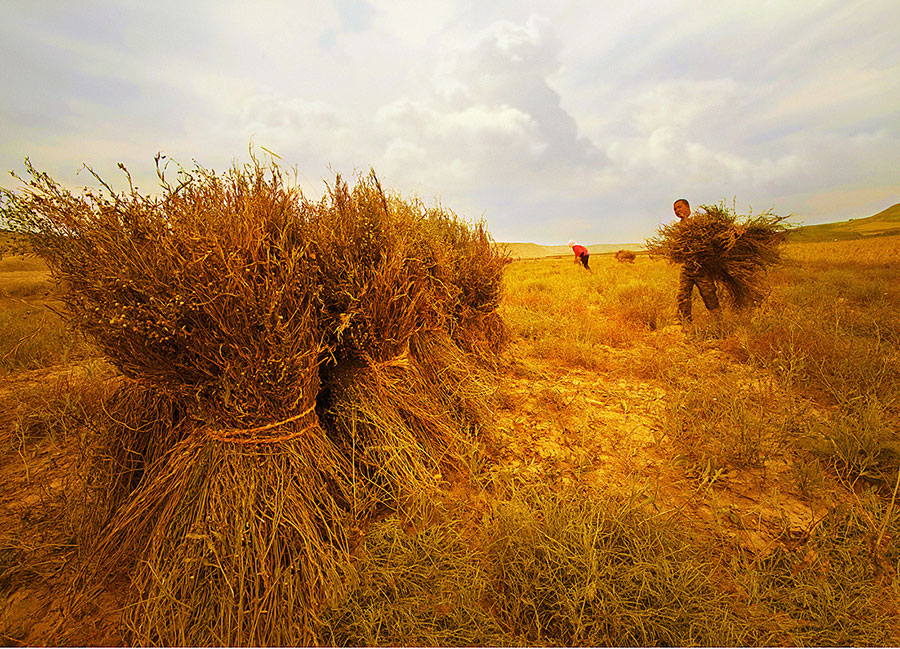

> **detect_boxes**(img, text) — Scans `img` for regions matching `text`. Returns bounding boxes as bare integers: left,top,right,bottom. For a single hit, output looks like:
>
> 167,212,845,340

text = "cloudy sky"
2,1,898,244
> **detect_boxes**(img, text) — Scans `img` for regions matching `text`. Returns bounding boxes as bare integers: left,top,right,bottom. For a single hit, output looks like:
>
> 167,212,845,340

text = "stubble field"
1,234,899,646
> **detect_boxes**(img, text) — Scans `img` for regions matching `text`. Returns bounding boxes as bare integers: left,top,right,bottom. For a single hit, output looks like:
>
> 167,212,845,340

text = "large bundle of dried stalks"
2,156,503,645
307,172,497,510
5,159,322,414
306,173,508,362
5,158,355,644
422,206,510,356
646,202,792,307
307,172,448,363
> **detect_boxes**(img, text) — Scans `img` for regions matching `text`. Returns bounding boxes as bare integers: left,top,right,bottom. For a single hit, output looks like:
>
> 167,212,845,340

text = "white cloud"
2,1,898,243
220,12,608,217
242,95,347,135
626,78,749,134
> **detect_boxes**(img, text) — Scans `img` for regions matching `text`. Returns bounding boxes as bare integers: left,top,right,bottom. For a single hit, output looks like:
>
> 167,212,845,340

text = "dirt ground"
0,363,123,646
487,333,842,554
0,328,848,646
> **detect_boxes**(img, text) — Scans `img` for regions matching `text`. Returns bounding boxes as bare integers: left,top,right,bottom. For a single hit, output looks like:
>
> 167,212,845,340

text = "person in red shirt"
568,240,591,271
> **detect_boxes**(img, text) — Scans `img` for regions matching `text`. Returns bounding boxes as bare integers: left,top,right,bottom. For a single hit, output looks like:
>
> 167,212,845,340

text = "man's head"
673,199,691,221
568,239,576,248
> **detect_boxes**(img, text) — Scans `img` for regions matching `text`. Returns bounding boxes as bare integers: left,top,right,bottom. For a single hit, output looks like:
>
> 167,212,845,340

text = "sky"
2,1,898,245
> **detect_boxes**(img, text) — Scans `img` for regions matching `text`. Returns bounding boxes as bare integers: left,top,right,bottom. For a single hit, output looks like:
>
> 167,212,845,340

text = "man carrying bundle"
568,239,591,271
672,199,719,323
648,198,791,326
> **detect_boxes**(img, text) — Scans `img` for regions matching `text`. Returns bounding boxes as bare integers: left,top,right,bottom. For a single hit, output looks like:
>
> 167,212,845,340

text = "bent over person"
672,199,719,322
568,240,591,271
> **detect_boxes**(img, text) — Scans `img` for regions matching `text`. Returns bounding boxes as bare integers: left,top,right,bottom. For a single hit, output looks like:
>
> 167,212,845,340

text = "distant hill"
789,202,900,243
500,241,644,260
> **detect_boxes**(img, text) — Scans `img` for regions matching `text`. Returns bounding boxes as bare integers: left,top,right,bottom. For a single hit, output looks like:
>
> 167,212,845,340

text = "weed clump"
647,202,792,307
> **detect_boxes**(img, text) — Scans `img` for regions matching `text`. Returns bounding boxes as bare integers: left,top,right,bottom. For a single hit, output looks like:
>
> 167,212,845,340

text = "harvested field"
1,167,898,645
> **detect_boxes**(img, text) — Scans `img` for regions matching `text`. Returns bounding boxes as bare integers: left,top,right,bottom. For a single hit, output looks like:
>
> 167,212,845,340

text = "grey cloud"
0,16,140,131
439,15,605,169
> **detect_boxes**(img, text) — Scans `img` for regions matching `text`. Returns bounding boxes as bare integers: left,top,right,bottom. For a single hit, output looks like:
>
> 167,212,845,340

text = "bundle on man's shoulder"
646,202,792,307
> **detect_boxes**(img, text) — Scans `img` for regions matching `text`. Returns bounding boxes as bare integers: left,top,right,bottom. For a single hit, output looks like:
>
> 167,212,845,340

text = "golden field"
1,227,899,645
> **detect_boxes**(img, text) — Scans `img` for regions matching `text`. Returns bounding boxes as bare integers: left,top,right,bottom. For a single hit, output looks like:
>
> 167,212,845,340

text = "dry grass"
324,480,899,646
614,249,636,263
730,495,899,646
0,364,115,645
0,268,52,299
0,255,94,374
322,513,507,647
661,370,804,472
489,234,900,645
486,484,741,646
499,254,679,369
0,302,96,373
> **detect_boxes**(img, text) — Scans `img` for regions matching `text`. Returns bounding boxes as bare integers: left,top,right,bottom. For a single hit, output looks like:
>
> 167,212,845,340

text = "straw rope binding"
204,404,319,444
